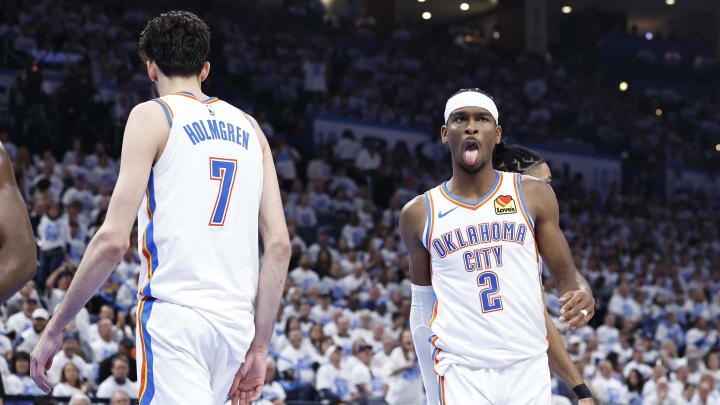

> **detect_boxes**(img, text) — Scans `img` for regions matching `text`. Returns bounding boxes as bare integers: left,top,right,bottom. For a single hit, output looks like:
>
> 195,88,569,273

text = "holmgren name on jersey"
182,119,251,149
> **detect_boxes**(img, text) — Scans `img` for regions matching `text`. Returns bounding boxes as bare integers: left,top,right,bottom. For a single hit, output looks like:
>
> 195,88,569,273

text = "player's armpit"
0,144,36,303
399,195,431,286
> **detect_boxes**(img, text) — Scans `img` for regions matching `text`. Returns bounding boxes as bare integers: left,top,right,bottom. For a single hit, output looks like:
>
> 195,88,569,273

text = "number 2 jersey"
136,92,263,356
422,170,548,374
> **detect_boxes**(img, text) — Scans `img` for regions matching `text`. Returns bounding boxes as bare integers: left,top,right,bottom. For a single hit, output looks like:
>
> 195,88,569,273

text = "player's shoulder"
519,173,554,199
399,193,429,240
129,99,168,119
400,194,427,220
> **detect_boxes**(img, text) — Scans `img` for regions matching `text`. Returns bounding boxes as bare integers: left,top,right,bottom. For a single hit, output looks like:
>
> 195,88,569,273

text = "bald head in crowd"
110,390,131,405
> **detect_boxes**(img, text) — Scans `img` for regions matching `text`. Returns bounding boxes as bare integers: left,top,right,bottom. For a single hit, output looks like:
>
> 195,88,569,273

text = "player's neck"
446,163,496,201
156,77,207,99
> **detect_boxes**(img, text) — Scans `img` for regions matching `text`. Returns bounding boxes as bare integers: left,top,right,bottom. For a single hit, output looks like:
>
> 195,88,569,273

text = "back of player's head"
138,11,210,77
492,142,544,174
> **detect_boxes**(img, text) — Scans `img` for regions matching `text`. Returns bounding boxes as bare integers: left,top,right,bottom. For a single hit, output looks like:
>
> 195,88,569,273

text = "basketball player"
493,143,551,184
0,141,36,302
494,142,594,404
30,11,290,405
401,89,594,404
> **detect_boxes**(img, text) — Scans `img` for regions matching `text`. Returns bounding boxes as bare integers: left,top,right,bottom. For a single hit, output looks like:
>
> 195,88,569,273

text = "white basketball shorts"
135,298,246,404
437,352,551,405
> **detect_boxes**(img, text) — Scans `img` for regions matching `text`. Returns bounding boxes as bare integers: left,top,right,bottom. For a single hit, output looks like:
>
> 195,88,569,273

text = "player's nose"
464,119,481,134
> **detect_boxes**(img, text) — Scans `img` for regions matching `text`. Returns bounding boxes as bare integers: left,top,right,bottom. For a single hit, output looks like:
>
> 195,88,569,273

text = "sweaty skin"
399,106,594,402
0,142,37,303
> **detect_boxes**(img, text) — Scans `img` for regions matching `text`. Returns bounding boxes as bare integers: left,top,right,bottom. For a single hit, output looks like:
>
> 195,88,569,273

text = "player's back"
136,91,262,347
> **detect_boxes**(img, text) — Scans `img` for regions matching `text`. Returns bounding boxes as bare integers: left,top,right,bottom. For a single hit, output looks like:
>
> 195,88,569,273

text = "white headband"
444,91,499,124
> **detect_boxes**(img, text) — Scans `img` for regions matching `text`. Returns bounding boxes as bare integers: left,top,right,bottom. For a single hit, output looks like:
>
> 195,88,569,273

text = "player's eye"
454,116,466,123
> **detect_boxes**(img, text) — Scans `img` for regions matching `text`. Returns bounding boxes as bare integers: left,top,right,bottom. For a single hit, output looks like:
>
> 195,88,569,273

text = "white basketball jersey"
422,171,547,373
136,91,263,354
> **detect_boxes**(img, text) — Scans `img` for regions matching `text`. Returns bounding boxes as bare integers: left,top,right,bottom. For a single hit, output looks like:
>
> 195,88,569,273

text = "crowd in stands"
2,120,720,404
1,1,720,405
2,0,719,173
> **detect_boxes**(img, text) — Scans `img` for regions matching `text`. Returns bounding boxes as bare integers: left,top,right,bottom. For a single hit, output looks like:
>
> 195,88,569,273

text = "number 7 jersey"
422,171,548,374
136,92,263,354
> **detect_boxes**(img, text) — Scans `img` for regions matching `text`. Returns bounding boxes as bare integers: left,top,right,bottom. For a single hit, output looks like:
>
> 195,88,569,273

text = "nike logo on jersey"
438,207,458,218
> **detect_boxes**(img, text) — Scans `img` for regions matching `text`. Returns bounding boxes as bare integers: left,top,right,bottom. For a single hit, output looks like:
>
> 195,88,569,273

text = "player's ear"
200,61,211,82
146,61,158,82
495,124,502,145
440,125,448,144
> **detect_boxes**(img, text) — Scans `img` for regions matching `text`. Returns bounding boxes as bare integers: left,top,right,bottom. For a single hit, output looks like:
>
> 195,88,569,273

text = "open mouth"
462,139,481,166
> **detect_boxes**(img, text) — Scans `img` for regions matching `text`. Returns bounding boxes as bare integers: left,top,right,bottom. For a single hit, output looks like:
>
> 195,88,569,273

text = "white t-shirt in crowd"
384,348,423,405
316,362,355,401
351,361,386,398
96,376,139,399
91,339,119,363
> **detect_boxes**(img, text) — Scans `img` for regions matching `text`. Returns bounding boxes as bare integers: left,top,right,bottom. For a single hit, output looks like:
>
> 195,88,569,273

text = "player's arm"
228,115,291,405
545,309,595,404
249,117,291,352
0,143,37,303
399,195,439,405
30,101,166,392
523,175,594,329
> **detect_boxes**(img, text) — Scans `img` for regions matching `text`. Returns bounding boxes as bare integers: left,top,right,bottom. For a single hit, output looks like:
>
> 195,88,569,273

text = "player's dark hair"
451,88,494,99
492,142,545,173
138,11,210,77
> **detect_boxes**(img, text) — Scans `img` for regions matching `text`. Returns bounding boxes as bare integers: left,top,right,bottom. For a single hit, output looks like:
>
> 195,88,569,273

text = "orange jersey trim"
439,172,503,210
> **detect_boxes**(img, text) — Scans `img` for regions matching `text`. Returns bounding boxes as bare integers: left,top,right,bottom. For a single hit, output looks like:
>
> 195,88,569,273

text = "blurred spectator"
316,345,356,403
90,318,119,363
69,392,92,405
47,332,94,385
37,202,69,289
97,339,137,384
351,343,387,403
7,297,38,337
96,355,138,399
15,308,49,353
3,351,45,395
591,360,628,404
385,329,422,405
110,390,131,405
261,356,287,405
51,362,90,397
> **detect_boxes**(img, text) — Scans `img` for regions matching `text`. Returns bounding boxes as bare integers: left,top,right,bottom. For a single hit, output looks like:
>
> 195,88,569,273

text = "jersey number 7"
477,271,503,313
208,157,237,226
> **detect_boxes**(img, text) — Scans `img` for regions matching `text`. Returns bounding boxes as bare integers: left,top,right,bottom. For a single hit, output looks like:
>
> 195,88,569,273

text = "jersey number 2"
209,157,237,226
477,271,503,312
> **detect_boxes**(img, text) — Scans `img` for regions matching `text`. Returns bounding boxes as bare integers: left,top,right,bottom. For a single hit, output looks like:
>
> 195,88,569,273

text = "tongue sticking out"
464,148,480,166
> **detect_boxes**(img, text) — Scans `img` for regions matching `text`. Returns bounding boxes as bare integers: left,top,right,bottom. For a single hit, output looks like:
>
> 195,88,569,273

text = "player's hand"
30,327,63,393
558,290,594,329
228,348,267,405
578,398,595,405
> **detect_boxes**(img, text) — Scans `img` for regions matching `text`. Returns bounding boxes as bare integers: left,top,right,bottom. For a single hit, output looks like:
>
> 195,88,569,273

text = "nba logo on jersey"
494,195,517,215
